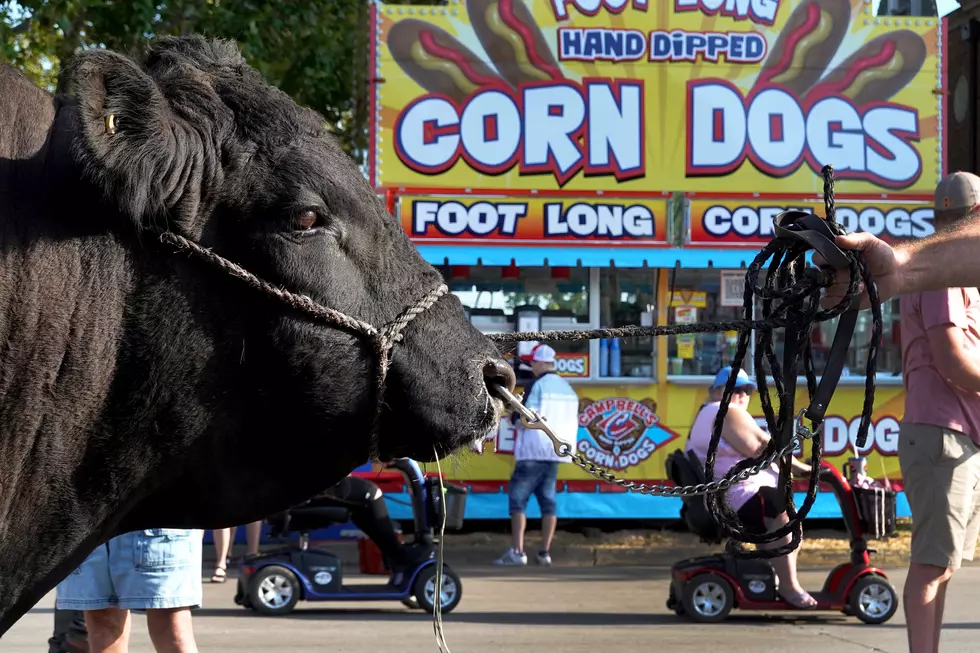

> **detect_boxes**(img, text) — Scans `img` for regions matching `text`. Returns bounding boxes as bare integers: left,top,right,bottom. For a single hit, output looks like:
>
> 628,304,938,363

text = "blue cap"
711,366,756,391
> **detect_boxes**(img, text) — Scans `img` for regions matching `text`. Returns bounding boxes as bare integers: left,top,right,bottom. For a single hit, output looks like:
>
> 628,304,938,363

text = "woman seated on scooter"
686,367,815,609
313,474,428,572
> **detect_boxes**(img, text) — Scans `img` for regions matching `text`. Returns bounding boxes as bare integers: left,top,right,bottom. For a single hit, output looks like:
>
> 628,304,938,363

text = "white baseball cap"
531,344,556,363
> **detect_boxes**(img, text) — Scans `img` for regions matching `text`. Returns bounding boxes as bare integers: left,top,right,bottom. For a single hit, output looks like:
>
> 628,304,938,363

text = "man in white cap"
896,171,980,653
494,344,579,566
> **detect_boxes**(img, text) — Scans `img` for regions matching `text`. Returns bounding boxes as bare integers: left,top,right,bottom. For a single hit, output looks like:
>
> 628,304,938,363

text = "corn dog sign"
400,195,670,245
372,0,943,198
686,198,935,246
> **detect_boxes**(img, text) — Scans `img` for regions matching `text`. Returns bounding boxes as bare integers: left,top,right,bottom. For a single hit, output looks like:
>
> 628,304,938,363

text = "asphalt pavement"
5,565,980,652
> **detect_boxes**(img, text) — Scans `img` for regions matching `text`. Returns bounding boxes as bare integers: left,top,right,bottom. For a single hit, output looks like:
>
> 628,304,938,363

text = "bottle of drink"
600,338,609,377
610,337,621,377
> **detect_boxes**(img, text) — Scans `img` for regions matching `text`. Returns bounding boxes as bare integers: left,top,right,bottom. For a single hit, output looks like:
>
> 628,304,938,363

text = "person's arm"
720,407,770,458
521,380,543,420
722,408,812,473
790,456,812,476
819,213,980,308
922,289,980,393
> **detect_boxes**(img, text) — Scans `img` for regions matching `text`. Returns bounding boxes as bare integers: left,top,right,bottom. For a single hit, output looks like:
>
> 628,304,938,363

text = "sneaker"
536,551,552,566
493,548,527,566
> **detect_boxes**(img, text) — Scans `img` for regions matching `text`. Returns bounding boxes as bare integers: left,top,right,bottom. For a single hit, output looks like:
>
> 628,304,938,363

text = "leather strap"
805,308,858,423
767,210,856,513
773,210,850,269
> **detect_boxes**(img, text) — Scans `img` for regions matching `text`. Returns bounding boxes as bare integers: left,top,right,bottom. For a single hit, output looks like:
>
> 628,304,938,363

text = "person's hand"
814,233,906,310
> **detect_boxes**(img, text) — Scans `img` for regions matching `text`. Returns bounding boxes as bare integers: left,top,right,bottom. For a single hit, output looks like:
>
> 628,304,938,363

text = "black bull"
0,35,516,635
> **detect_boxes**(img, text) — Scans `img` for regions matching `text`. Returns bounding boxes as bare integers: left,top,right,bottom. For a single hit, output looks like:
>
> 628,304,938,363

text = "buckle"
794,407,823,440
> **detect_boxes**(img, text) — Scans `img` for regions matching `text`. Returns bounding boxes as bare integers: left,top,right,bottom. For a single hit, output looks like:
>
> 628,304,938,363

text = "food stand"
366,0,947,522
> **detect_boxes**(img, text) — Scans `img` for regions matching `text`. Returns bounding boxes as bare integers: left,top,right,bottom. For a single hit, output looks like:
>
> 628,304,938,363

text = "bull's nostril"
483,357,517,394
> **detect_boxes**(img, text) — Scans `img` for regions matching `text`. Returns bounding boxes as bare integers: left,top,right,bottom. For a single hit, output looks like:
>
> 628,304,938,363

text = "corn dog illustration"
754,0,850,96
805,31,927,105
465,0,564,87
387,19,508,103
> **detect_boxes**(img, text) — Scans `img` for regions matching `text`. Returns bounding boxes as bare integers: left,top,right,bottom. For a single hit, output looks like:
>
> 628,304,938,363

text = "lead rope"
488,165,880,560
432,448,451,653
157,230,447,459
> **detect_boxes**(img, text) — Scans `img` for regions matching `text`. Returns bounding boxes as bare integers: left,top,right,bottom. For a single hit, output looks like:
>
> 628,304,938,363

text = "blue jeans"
56,529,203,611
509,460,560,516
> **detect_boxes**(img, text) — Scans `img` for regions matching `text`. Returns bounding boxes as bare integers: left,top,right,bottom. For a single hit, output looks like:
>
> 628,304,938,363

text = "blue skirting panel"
203,491,911,545
382,490,911,521
415,245,790,269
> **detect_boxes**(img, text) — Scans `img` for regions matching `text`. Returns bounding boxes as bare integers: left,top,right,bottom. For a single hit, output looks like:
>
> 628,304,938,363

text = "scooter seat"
266,505,352,536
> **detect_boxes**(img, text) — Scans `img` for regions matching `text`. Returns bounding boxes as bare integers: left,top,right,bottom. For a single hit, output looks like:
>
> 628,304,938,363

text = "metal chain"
490,385,816,497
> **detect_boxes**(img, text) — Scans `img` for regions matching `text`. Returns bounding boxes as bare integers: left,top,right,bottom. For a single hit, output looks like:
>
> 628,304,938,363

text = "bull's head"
0,36,520,634
59,36,515,469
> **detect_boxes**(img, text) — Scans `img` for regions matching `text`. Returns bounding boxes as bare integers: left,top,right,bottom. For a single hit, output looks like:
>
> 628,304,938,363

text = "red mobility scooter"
664,451,899,625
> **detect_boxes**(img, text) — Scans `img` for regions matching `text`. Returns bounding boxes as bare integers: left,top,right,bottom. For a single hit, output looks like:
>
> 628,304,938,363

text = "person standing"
55,529,204,653
898,171,980,653
494,344,579,567
209,521,262,583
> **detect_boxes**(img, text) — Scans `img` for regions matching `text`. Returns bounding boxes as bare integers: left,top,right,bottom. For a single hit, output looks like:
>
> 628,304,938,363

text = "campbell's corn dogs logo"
687,199,935,245
688,0,928,189
576,397,680,470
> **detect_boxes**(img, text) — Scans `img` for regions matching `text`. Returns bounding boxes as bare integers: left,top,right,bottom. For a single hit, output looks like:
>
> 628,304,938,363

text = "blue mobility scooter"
234,458,467,616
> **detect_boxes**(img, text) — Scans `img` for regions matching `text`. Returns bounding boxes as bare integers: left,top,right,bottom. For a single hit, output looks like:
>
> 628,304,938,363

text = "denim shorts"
56,529,204,611
509,460,560,516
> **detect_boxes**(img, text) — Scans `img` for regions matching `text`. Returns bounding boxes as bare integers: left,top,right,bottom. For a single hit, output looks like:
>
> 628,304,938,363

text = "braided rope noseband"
157,231,448,459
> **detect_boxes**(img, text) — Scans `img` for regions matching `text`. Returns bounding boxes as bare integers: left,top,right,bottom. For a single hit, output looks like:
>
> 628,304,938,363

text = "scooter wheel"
401,597,421,610
412,564,463,615
681,573,733,623
247,565,301,616
848,574,898,625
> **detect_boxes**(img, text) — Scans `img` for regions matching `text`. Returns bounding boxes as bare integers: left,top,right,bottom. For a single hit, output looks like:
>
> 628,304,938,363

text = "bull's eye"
295,210,320,231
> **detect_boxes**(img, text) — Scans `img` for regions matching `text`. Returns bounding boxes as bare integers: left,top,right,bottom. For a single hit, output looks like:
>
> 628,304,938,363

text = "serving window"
598,268,658,379
664,268,748,376
663,267,903,382
752,296,903,380
441,265,592,382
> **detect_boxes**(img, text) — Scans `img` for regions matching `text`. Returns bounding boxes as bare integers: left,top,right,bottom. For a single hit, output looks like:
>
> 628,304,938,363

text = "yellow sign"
687,197,935,246
459,382,906,484
669,290,707,308
373,0,942,197
399,195,670,245
676,335,695,359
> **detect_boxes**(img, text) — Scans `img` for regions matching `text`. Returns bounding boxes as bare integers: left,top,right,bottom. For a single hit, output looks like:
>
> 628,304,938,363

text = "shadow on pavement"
192,607,677,626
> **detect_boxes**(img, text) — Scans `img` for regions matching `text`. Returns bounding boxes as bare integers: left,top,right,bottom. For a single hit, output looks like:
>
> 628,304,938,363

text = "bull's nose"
483,357,517,394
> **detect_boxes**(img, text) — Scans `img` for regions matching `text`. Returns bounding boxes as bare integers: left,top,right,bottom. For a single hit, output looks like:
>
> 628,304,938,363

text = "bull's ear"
59,49,177,229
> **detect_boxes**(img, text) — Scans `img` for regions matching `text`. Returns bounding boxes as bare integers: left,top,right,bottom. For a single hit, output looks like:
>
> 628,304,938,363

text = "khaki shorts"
899,422,980,569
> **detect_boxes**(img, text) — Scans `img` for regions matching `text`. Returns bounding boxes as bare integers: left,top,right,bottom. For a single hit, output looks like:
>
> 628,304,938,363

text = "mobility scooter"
234,458,467,616
664,450,899,625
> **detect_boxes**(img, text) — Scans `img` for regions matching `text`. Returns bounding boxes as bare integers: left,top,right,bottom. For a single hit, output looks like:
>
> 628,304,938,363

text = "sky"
937,0,961,16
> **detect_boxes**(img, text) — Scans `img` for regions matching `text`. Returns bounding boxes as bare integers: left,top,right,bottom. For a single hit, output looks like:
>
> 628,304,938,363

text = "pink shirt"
901,288,980,443
685,402,778,512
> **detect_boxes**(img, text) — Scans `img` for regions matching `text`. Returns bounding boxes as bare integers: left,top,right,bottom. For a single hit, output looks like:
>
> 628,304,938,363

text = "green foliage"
0,0,443,162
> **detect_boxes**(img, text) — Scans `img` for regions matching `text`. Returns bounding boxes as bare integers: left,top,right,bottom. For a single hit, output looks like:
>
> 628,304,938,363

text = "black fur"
0,35,510,635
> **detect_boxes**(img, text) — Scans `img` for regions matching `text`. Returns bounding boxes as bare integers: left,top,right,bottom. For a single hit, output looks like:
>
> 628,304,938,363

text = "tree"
0,0,443,163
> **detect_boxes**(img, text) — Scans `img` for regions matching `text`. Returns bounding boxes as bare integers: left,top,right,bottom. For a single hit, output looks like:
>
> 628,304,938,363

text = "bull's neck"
0,99,146,636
